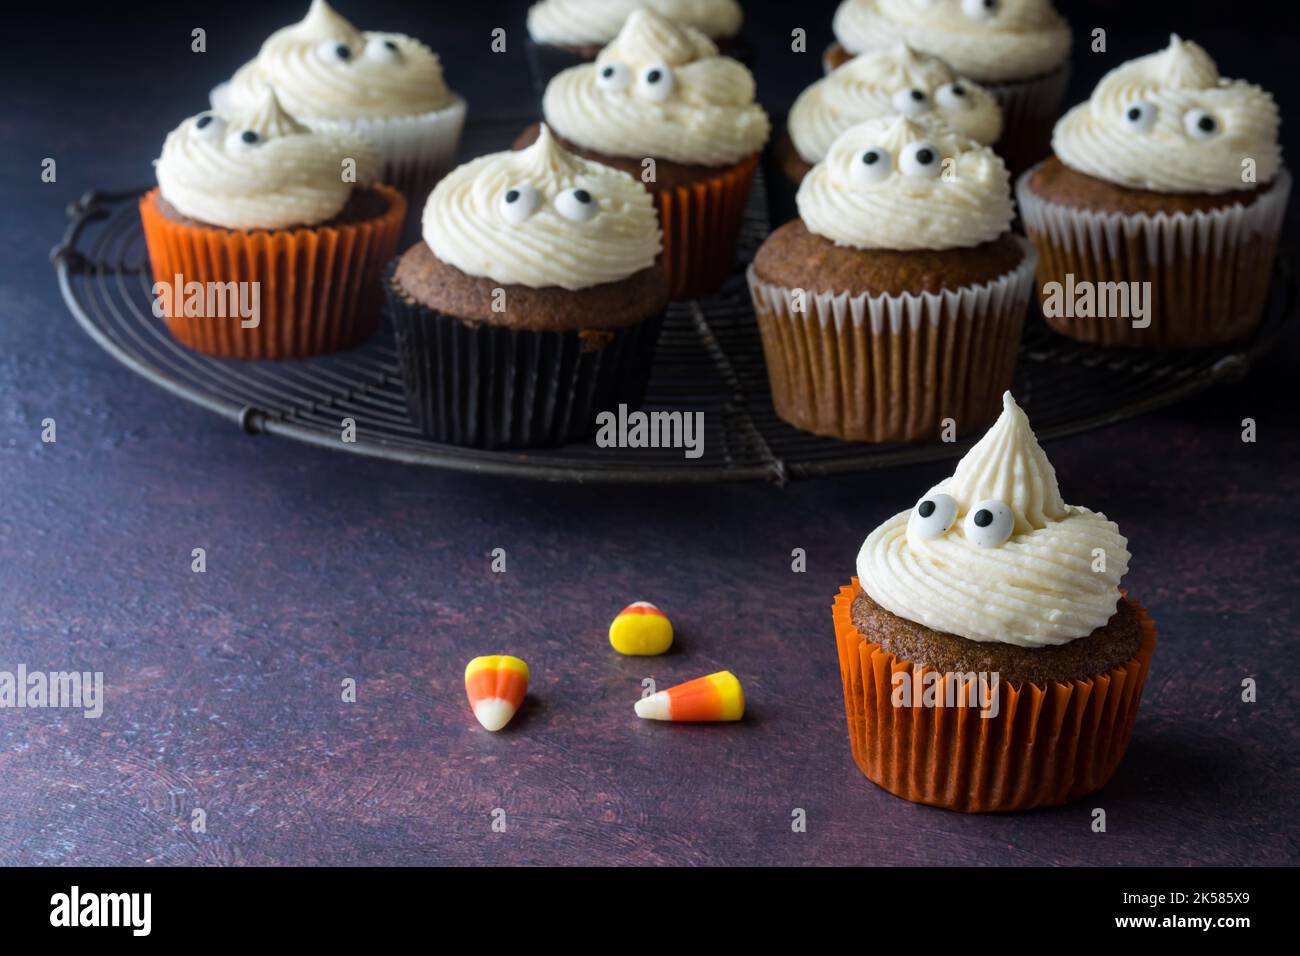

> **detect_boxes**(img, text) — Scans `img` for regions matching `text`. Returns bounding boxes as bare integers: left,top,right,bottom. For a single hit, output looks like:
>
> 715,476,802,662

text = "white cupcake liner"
986,62,1070,175
1016,164,1291,347
746,236,1037,442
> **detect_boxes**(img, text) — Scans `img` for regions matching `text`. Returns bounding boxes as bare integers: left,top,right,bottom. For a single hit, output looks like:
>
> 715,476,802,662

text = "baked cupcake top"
528,0,743,46
797,115,1013,250
858,392,1130,647
832,0,1070,83
789,44,1002,164
154,88,377,230
219,0,455,122
542,9,769,167
1052,35,1282,195
422,124,661,291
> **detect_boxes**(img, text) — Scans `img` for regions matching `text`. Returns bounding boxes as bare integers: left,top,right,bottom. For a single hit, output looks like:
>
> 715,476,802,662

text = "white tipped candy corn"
635,671,744,722
464,655,529,731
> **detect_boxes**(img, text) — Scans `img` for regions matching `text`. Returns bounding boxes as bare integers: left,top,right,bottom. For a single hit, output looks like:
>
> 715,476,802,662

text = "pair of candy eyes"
890,83,972,117
192,113,266,149
597,62,676,101
500,183,598,224
315,36,402,65
1122,102,1221,140
908,493,1015,548
851,141,943,184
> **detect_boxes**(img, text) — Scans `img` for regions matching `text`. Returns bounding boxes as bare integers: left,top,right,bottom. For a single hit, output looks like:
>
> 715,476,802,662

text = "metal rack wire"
52,124,1296,485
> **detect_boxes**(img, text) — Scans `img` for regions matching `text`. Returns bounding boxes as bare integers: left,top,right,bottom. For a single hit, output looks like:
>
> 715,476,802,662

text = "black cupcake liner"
384,265,665,449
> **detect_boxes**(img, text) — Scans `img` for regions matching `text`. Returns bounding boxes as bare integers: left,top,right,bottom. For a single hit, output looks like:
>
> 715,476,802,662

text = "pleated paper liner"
139,185,406,360
834,579,1157,813
745,237,1037,443
1017,165,1291,349
384,264,665,449
655,152,761,301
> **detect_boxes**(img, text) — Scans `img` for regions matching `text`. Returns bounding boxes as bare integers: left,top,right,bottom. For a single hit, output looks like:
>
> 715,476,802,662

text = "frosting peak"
542,9,769,166
528,0,743,46
1052,35,1282,194
241,86,310,139
857,392,1130,647
422,124,661,291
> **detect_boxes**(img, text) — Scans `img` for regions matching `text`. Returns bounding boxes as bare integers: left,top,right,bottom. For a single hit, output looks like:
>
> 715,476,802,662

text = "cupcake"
211,0,466,213
835,391,1157,812
140,89,405,359
826,0,1071,174
1018,36,1290,349
525,0,747,98
384,125,669,449
748,115,1035,443
770,43,1002,223
521,9,770,300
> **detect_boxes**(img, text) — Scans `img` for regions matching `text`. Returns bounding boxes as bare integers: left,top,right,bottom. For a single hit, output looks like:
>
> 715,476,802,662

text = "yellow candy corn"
609,602,674,656
635,671,744,722
464,655,529,732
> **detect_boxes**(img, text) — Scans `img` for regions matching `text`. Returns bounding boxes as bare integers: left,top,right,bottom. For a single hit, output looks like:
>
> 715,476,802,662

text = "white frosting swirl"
155,88,377,230
543,9,769,166
1053,35,1282,194
789,44,1002,164
220,0,454,122
528,0,742,45
797,115,1013,250
858,392,1130,647
832,0,1070,83
423,125,661,291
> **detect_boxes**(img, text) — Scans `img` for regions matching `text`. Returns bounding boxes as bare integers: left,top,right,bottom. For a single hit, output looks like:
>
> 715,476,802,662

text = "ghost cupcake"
520,9,770,299
140,88,405,359
1019,36,1290,349
826,0,1071,174
769,44,1002,223
834,392,1157,812
748,116,1035,443
212,0,466,212
525,0,747,97
384,126,668,448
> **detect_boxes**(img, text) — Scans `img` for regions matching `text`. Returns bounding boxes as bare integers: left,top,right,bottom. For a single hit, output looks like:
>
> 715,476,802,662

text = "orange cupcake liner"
139,185,406,360
833,578,1157,813
656,152,760,300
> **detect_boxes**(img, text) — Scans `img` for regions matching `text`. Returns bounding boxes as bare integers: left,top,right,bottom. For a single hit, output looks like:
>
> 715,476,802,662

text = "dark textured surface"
2,0,1299,866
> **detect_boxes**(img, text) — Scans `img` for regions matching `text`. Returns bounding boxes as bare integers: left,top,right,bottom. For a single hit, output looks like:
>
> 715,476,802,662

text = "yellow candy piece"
609,602,673,656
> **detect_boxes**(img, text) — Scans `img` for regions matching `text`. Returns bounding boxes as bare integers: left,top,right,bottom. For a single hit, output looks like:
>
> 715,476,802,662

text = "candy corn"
609,602,674,656
464,655,529,732
634,671,744,722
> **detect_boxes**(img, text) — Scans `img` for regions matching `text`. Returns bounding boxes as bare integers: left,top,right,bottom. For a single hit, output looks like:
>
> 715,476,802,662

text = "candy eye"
962,0,999,20
899,141,942,178
850,146,893,184
316,39,354,64
891,87,929,117
192,112,225,140
636,64,675,101
908,493,958,541
963,499,1015,548
499,183,540,224
1183,108,1219,140
935,82,972,111
365,36,402,63
1122,101,1158,133
596,61,631,93
555,187,598,222
228,129,262,152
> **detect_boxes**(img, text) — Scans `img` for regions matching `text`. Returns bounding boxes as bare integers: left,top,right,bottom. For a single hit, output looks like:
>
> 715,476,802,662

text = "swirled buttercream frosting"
789,44,1002,164
797,115,1013,250
542,9,769,167
1053,35,1282,194
220,0,454,122
832,0,1070,83
857,392,1130,647
423,124,661,291
155,88,377,230
528,0,742,46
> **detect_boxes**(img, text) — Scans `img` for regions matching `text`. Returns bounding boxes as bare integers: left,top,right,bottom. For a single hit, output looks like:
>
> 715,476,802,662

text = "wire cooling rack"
53,123,1296,484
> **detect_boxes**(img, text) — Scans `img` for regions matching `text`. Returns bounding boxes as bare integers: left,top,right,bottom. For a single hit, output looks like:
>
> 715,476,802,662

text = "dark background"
1,1,1297,865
